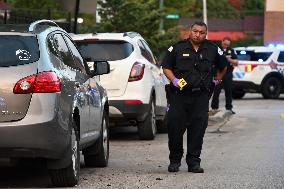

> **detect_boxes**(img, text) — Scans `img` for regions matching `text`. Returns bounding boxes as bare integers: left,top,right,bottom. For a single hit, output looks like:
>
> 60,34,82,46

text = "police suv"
232,45,284,99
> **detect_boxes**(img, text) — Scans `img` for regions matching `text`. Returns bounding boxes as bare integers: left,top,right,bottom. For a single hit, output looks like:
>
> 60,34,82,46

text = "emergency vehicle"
232,45,284,99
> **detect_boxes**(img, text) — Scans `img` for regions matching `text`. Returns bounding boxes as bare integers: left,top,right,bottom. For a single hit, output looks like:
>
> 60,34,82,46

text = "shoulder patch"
168,46,173,52
218,47,223,55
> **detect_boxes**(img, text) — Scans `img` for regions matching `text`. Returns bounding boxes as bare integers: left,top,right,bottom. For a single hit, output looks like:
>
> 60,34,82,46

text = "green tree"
164,0,238,19
8,0,59,10
7,0,68,23
164,0,196,17
241,0,264,16
97,0,180,56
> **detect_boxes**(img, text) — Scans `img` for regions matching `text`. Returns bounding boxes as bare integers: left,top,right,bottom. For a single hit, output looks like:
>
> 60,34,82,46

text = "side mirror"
89,60,110,77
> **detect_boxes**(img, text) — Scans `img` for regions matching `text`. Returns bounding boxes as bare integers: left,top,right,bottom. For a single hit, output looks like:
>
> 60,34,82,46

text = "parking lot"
1,94,283,188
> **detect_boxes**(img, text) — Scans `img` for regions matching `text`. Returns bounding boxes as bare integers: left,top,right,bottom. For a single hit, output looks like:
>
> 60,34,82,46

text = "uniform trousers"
167,90,209,166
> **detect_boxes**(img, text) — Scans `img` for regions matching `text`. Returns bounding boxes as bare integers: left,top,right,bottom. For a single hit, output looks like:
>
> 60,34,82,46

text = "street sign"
166,14,179,20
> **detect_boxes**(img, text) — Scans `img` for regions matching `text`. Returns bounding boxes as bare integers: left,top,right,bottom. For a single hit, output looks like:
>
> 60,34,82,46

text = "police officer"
211,37,238,114
162,21,227,173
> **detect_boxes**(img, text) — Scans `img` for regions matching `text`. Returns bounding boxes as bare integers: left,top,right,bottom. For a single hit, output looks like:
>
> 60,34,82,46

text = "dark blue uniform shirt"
162,39,227,91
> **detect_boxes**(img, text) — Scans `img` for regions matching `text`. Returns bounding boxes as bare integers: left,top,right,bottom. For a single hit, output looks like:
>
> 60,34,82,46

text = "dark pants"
211,72,233,110
167,91,209,166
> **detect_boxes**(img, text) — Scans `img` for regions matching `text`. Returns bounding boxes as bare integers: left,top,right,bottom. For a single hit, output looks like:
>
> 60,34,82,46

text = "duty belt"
170,84,205,95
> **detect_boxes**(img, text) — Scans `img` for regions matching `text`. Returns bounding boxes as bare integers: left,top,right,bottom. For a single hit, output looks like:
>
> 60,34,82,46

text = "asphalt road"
0,93,283,188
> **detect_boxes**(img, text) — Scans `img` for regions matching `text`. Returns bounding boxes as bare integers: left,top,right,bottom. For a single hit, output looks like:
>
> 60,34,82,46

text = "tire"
138,100,157,140
261,77,282,99
84,111,109,167
232,89,246,99
157,110,168,133
49,126,80,187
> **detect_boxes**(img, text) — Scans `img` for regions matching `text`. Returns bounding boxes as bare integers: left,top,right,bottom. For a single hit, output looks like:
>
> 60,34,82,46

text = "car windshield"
235,50,273,62
0,35,39,67
75,40,134,61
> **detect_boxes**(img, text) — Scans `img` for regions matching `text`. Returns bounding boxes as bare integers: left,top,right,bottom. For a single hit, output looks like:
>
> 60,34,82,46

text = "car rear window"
277,51,284,63
235,50,272,62
0,35,39,67
75,40,133,61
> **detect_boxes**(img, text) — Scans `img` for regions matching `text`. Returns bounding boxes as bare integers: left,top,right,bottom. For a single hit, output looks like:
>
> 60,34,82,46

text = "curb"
208,110,232,128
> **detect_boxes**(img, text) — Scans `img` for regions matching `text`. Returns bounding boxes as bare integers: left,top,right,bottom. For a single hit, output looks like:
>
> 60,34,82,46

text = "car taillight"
245,64,257,73
14,72,61,94
128,62,145,82
13,75,36,94
124,100,142,105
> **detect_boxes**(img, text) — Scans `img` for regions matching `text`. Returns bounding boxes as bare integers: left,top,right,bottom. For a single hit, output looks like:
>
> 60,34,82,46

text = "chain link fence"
0,8,73,32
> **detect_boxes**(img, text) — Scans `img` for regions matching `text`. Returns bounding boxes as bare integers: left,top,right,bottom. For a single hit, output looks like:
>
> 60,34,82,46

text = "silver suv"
0,20,110,187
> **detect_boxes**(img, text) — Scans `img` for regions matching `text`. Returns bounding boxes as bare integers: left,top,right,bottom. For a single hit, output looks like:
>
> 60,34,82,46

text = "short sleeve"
215,46,228,70
161,45,176,70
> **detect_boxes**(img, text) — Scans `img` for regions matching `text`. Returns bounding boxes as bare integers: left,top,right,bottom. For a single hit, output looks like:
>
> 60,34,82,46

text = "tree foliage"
164,0,238,19
8,0,59,10
164,0,263,19
241,0,264,16
97,0,180,56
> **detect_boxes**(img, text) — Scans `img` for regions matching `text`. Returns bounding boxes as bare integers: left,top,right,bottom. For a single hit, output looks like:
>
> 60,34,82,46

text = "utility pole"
159,0,164,34
4,0,7,24
74,0,80,33
202,0,208,38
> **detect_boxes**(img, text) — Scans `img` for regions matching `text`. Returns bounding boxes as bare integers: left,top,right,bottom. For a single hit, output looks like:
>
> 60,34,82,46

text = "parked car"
233,45,284,99
0,20,110,187
71,32,169,140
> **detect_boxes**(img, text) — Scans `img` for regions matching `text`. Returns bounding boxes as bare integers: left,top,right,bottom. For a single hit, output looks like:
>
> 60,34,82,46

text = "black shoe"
168,162,181,172
188,164,204,173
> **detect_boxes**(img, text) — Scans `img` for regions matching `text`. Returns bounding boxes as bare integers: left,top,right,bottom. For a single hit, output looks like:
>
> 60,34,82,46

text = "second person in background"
211,37,239,114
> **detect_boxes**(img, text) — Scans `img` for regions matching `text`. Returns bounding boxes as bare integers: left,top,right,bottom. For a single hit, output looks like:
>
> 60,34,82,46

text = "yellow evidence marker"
178,78,187,90
281,114,284,119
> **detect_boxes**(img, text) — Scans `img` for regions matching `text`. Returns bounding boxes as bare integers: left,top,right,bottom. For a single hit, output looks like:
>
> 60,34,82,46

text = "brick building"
264,0,284,45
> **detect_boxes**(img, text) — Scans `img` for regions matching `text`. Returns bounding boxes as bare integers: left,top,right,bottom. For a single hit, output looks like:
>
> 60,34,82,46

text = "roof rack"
28,20,59,32
123,32,141,38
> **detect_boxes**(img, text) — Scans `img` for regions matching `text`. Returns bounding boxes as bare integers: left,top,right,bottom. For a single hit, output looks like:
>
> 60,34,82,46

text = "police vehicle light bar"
240,50,246,55
268,43,284,49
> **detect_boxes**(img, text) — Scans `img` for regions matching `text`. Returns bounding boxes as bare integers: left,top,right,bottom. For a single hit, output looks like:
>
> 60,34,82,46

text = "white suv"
233,45,284,99
71,32,168,140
